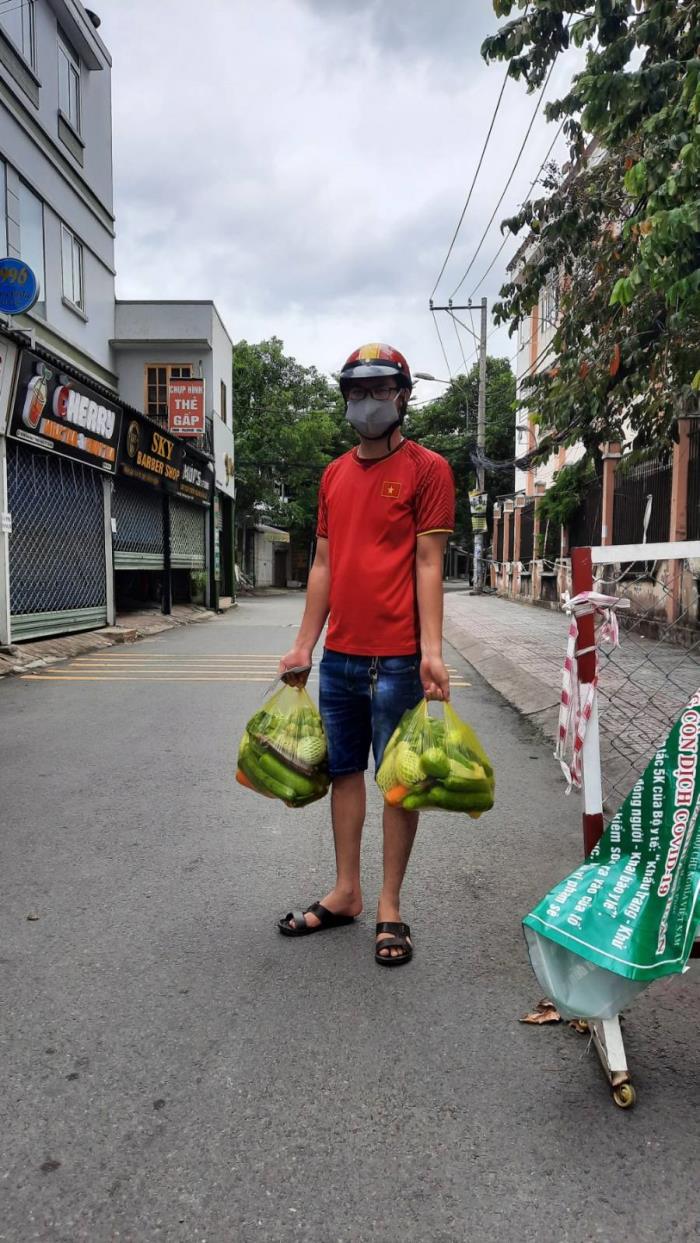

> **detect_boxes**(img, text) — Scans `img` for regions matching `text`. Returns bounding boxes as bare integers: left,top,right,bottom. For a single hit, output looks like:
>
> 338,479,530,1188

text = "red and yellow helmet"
339,343,412,392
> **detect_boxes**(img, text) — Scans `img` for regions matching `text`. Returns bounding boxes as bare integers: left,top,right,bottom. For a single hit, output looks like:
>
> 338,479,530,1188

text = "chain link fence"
593,555,700,818
7,442,107,634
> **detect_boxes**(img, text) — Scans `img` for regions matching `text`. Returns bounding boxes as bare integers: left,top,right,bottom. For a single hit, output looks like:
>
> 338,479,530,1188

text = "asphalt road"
1,594,698,1243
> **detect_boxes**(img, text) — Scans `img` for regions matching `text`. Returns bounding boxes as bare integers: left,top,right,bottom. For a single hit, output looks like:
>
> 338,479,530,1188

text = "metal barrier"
687,424,700,541
548,541,700,1107
590,543,700,818
519,499,535,564
613,458,673,545
568,476,602,550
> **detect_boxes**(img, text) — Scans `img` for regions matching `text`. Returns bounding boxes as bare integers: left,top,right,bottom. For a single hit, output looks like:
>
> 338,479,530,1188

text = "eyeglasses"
346,384,399,402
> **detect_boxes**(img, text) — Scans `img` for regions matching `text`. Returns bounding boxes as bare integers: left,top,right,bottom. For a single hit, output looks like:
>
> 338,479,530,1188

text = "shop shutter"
112,481,164,570
170,496,206,569
7,442,107,640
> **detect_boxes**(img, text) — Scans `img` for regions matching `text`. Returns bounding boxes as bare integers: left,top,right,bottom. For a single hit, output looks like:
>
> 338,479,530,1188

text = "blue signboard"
0,258,39,315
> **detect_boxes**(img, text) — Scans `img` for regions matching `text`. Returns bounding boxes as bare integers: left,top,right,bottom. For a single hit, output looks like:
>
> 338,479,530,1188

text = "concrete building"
512,260,584,497
113,301,236,605
0,1,234,642
0,0,116,384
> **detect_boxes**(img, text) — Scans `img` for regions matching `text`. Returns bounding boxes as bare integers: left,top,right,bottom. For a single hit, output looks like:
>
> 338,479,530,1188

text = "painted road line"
20,675,290,683
65,664,287,670
22,674,468,687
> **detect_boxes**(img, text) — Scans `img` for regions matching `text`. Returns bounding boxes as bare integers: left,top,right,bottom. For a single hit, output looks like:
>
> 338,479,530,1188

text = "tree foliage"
232,337,353,537
406,357,516,540
482,1,700,457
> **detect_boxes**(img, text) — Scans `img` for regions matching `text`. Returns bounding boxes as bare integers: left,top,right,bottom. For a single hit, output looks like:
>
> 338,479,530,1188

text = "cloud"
101,0,573,383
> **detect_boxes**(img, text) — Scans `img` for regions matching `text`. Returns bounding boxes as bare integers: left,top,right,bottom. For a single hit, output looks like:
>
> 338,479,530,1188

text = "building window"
0,0,35,68
220,379,227,426
58,34,81,132
18,181,45,314
61,224,84,310
145,364,193,421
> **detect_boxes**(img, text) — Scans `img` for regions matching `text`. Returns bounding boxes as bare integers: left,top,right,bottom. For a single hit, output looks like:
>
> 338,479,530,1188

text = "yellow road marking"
23,674,470,687
67,664,284,670
21,675,281,682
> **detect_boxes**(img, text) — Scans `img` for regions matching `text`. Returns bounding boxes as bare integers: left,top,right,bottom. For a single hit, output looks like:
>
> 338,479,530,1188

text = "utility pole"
474,296,488,593
429,297,488,589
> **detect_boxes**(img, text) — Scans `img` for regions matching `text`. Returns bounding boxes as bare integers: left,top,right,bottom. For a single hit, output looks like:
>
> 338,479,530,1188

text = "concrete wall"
211,306,234,500
114,342,203,415
513,279,583,497
253,532,274,587
114,301,213,347
114,300,236,499
0,0,116,384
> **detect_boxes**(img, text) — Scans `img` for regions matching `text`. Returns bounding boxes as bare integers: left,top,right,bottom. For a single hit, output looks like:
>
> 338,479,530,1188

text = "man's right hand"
278,645,313,687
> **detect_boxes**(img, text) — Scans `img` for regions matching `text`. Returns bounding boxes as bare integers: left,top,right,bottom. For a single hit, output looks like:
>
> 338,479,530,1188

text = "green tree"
232,338,353,549
406,356,516,542
482,0,700,457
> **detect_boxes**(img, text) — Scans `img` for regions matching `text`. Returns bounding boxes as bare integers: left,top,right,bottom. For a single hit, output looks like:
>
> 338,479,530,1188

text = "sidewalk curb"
443,612,561,747
0,607,218,679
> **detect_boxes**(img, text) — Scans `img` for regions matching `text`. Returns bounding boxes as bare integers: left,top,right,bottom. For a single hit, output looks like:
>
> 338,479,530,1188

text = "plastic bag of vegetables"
236,683,330,808
375,699,494,816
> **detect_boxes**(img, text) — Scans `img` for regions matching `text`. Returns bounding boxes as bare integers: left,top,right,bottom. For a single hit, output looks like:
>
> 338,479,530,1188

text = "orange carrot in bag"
385,784,410,806
236,768,256,791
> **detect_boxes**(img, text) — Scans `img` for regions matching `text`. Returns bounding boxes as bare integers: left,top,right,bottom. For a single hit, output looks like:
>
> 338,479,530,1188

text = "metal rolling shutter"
7,442,107,640
170,495,206,570
112,481,164,570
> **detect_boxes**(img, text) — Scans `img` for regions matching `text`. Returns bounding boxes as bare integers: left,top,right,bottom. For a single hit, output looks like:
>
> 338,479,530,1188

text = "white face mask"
345,395,401,439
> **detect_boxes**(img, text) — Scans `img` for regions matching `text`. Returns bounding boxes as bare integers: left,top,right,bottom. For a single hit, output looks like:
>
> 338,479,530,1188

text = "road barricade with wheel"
523,541,700,1108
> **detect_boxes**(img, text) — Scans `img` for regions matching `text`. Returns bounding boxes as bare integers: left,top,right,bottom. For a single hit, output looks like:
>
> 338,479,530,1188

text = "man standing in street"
278,343,455,965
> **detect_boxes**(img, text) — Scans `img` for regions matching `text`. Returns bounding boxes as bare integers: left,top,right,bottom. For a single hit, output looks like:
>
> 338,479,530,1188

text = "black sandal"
278,902,356,938
375,921,413,967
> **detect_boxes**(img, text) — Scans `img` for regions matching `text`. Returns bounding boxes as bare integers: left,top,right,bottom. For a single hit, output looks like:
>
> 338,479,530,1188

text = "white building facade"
0,1,235,642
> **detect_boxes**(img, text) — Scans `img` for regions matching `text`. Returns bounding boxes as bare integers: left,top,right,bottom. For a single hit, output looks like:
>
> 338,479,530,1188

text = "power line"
448,310,470,374
429,61,512,300
449,51,563,301
467,118,566,302
431,307,453,378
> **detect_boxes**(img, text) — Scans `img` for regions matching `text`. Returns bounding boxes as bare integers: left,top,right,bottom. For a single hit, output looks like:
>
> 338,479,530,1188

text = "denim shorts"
319,648,424,778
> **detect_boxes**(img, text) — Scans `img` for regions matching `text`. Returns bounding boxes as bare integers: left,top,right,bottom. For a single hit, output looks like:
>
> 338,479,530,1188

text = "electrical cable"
431,307,453,378
429,59,512,300
467,118,566,301
449,48,564,300
448,310,471,375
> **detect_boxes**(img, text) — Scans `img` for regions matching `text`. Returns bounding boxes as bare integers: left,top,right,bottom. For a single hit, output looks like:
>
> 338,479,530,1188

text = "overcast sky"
99,0,576,390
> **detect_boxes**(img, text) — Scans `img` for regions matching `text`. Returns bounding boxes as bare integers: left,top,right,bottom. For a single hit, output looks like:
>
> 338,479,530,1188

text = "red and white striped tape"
556,591,628,791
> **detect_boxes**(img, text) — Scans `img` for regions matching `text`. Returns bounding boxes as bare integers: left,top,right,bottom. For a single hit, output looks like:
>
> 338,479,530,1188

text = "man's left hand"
420,654,450,702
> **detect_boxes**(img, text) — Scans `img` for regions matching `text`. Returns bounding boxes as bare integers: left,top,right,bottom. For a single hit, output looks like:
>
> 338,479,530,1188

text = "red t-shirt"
317,438,455,656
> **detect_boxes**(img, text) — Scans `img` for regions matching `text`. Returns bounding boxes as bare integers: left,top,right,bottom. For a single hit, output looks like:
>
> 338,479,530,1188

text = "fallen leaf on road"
568,1018,589,1035
519,998,561,1025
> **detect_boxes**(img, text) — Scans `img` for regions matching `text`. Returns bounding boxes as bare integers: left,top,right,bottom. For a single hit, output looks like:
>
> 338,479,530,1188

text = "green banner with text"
525,692,700,995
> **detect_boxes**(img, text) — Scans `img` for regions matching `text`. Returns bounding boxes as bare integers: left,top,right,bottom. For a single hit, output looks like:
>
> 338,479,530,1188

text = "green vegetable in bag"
420,747,451,780
375,698,494,817
236,682,330,807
